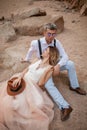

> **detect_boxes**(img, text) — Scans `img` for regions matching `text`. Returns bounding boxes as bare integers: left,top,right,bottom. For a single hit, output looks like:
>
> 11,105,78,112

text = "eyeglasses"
47,32,56,37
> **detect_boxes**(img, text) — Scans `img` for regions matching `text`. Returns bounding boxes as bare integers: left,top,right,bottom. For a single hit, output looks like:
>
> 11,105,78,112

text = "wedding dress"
0,60,54,130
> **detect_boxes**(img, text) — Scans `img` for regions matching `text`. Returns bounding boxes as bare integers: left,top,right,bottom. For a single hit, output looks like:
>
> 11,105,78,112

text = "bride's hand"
12,77,21,87
53,64,60,76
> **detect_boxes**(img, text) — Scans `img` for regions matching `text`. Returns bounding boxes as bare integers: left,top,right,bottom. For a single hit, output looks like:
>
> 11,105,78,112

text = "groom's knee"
67,60,75,69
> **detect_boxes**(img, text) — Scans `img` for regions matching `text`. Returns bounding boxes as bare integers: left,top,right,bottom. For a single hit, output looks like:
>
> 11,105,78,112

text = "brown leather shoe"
61,106,73,121
70,87,86,95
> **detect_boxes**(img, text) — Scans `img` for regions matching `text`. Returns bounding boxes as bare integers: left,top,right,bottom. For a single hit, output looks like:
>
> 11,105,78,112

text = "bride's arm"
19,68,28,78
38,66,54,87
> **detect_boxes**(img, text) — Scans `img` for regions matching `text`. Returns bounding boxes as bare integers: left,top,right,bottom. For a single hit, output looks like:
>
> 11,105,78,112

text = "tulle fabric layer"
0,74,54,130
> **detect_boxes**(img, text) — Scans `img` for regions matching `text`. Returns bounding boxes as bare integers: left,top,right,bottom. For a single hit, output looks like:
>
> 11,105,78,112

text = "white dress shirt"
25,37,69,67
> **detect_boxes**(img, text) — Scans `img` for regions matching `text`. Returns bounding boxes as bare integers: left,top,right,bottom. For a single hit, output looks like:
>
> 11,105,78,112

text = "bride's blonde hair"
49,46,59,66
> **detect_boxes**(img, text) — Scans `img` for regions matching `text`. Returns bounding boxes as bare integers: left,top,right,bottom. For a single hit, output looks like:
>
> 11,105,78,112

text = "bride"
0,46,59,130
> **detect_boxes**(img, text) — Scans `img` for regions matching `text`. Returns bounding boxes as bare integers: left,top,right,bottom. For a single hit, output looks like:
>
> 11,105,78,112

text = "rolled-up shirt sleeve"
25,40,37,61
56,40,69,67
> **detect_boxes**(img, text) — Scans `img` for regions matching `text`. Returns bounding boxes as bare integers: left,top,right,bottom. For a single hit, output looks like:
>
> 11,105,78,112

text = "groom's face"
44,29,57,44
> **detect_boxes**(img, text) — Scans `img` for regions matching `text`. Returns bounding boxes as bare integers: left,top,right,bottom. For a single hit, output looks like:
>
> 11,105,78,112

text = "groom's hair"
44,23,57,31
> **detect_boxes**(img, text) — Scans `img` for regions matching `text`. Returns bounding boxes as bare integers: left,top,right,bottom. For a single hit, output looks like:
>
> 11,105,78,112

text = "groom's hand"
20,58,28,63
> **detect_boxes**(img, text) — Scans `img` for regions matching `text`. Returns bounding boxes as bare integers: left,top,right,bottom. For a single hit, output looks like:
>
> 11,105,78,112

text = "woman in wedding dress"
0,46,59,130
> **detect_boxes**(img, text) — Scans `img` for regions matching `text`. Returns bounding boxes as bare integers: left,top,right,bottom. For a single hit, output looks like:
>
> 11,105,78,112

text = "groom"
21,23,86,121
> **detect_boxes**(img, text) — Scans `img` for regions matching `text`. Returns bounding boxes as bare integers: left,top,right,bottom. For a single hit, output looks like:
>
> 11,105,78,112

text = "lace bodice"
24,60,50,83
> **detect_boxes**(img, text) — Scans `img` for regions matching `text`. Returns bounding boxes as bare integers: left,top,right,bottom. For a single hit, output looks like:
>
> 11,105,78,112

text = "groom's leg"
45,77,69,110
60,60,86,95
45,77,73,121
60,60,79,89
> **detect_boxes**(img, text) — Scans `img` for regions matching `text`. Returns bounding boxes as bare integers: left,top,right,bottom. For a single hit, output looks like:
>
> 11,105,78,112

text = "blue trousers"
45,60,79,109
